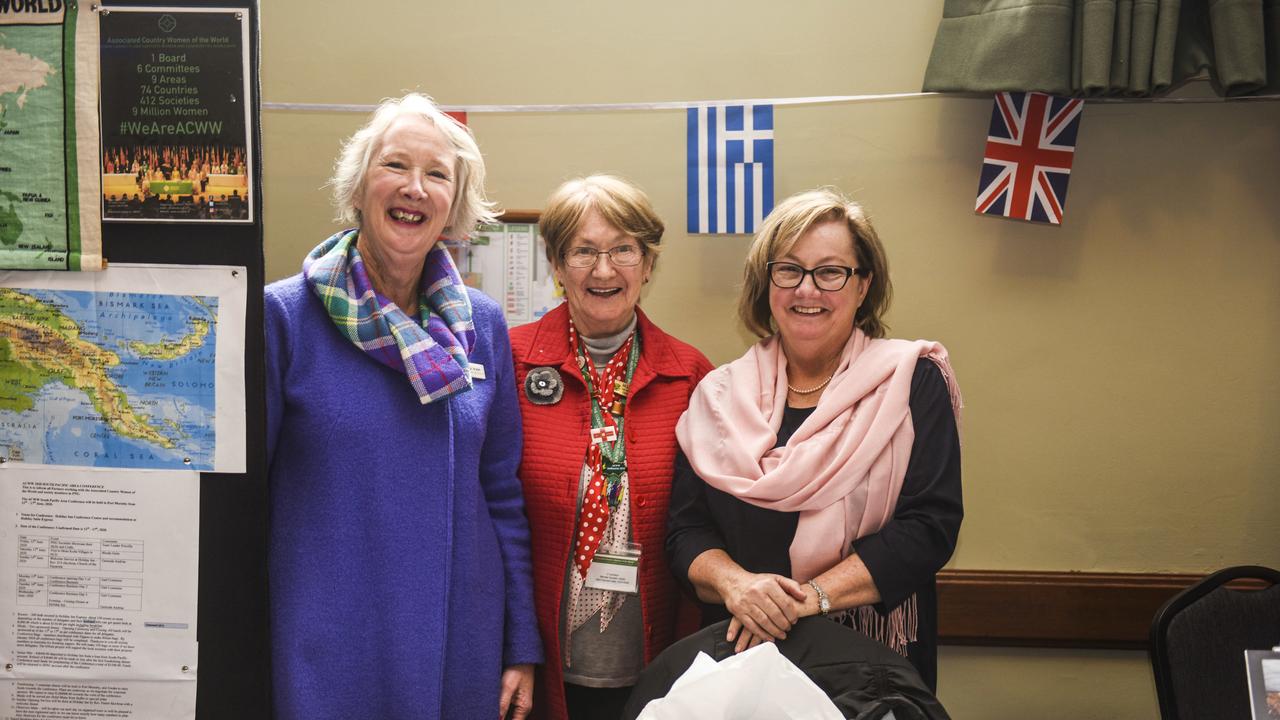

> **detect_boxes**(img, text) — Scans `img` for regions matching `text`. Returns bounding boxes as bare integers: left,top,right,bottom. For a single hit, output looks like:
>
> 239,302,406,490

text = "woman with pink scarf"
666,188,962,691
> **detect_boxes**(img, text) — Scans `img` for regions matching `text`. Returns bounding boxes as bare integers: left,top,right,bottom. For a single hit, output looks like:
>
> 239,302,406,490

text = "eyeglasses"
563,244,645,268
767,261,868,292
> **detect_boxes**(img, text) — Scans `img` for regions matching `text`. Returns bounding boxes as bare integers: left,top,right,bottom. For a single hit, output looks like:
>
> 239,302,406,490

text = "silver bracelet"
807,579,831,617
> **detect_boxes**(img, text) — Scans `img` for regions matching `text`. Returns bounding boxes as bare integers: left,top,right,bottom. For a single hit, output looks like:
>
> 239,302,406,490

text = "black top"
665,358,962,691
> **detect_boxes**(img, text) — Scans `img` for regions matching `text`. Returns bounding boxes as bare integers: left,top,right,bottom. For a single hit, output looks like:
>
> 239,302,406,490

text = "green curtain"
922,0,1280,96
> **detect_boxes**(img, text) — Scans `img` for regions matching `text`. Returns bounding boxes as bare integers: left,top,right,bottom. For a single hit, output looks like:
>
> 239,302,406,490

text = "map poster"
98,7,252,223
0,0,104,271
0,263,247,471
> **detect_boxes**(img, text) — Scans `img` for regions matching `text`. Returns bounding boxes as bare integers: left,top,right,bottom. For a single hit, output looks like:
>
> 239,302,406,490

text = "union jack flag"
975,92,1084,225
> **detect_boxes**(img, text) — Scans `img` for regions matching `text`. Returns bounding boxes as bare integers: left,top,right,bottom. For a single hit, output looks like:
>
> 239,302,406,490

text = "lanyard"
574,325,641,508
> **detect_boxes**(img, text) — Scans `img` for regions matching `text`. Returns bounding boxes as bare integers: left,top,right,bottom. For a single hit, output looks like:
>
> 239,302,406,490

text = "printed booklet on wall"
98,6,253,223
452,223,561,327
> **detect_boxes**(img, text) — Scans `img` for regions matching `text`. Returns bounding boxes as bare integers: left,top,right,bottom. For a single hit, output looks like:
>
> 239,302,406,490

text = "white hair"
329,93,497,239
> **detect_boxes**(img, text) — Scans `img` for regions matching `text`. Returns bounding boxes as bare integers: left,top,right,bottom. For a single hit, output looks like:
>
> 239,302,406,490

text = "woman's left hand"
499,664,535,719
726,616,772,654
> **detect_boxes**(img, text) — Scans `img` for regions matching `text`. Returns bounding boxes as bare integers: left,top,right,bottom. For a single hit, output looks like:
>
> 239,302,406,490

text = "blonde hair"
739,188,892,338
329,93,497,239
539,175,664,267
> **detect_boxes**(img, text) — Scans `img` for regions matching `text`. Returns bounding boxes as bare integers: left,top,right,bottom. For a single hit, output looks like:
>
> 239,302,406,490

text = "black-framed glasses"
767,261,868,291
563,244,645,268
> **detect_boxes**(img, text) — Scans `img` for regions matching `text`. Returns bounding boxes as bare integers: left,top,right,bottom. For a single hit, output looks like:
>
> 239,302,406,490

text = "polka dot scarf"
566,469,633,645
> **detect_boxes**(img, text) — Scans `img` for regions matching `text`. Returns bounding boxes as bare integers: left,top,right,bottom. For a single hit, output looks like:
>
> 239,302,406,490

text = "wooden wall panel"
937,570,1269,649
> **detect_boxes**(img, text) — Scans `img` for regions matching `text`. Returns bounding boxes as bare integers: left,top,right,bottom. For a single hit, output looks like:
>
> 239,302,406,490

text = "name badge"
468,364,486,381
584,542,641,594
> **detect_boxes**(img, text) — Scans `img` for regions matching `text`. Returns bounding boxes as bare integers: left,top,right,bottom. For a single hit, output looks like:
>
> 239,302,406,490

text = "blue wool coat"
265,274,543,720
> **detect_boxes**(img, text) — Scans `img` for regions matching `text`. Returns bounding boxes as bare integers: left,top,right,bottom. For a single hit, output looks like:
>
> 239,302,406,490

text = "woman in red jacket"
510,175,712,720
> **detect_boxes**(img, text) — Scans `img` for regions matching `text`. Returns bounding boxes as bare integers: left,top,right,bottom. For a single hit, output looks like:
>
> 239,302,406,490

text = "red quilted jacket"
510,303,713,720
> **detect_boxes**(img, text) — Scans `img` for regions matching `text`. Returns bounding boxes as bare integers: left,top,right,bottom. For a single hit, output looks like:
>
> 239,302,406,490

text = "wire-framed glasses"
767,261,867,291
563,244,645,268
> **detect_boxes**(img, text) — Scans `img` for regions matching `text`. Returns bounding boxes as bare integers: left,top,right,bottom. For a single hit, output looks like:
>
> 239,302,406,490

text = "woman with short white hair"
265,93,542,719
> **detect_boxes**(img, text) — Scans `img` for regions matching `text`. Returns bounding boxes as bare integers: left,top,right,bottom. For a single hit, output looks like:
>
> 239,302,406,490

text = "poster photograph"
0,0,104,271
98,6,252,223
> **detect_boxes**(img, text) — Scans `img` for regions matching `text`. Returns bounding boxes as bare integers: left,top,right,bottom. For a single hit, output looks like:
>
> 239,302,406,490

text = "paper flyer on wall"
4,680,195,720
458,223,560,326
0,466,199,720
99,6,253,222
0,0,104,271
0,263,247,471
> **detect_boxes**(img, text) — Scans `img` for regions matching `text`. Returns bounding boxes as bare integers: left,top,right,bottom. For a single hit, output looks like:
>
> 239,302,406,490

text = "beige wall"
260,3,1280,717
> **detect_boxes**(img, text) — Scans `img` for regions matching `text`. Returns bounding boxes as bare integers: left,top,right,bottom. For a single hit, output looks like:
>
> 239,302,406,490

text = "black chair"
1150,565,1280,720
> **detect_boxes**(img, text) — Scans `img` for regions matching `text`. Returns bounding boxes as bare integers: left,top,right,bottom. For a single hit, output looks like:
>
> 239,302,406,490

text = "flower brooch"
524,367,563,405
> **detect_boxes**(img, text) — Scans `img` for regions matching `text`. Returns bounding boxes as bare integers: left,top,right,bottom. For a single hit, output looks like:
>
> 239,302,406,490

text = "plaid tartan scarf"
303,229,475,405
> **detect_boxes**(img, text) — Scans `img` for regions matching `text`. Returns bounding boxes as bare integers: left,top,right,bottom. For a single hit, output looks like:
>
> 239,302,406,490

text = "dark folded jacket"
622,617,950,720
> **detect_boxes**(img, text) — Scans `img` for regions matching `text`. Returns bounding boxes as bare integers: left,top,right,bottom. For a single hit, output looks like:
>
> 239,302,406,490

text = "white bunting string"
263,92,943,114
263,87,1280,115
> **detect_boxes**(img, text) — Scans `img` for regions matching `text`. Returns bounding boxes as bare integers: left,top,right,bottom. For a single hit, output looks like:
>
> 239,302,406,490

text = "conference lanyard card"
585,542,641,594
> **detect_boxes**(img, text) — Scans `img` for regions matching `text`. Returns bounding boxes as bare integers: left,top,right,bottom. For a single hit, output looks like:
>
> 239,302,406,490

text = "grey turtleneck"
580,314,637,369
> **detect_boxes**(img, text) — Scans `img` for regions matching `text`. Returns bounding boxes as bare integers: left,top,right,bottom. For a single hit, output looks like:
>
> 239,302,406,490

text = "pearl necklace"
786,373,834,395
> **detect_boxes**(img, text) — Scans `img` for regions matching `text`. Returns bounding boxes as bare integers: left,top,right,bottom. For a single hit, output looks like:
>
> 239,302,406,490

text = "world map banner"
0,263,246,472
0,0,104,271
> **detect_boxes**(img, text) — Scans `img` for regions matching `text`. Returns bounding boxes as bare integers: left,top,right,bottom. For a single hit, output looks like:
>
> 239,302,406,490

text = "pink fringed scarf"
675,329,961,653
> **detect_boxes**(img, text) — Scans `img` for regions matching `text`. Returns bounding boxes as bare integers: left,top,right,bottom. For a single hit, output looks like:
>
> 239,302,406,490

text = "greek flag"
687,104,774,234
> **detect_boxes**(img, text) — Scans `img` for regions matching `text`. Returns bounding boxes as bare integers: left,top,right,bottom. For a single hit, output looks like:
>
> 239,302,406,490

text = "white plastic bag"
636,642,845,720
